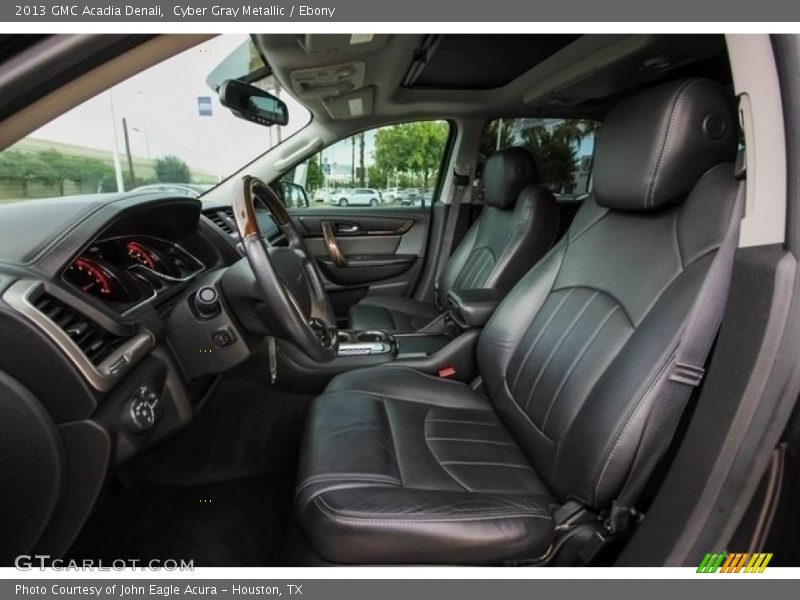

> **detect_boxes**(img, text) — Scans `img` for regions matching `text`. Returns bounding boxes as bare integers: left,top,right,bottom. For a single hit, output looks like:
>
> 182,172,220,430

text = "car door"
281,120,453,323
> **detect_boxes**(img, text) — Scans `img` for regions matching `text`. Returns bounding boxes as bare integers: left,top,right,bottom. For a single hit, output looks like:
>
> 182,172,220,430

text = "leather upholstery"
297,78,740,564
347,295,441,332
349,148,558,332
483,146,540,209
593,78,737,211
296,367,555,564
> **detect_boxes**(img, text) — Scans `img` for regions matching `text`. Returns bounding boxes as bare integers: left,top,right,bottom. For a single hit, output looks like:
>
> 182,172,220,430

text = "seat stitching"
440,461,535,471
314,496,551,523
426,418,499,427
454,248,485,289
549,285,635,327
424,412,474,492
522,291,600,414
470,250,496,288
382,397,404,487
507,288,576,392
425,437,518,447
645,79,700,208
592,342,676,505
296,474,402,494
539,304,620,433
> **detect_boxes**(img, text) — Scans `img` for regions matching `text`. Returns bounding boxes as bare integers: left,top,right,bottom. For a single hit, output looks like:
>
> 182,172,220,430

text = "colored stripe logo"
697,552,773,573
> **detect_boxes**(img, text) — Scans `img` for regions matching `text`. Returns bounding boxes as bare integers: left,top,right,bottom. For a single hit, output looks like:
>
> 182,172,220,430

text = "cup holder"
356,330,387,343
338,331,353,343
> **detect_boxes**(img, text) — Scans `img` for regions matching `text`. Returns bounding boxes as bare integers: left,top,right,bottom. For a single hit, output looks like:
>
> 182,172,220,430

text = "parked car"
329,187,382,207
399,188,422,205
130,183,213,198
312,187,333,203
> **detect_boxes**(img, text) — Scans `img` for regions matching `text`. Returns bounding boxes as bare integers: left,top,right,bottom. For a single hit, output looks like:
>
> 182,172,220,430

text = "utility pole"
351,137,355,185
359,132,365,187
122,117,136,188
108,91,125,192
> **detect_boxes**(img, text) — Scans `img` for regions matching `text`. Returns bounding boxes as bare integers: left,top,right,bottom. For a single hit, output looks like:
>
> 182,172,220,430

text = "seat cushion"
296,367,556,564
348,296,441,332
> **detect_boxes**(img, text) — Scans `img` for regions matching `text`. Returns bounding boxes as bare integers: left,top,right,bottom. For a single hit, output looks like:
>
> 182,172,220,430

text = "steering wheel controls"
125,384,160,434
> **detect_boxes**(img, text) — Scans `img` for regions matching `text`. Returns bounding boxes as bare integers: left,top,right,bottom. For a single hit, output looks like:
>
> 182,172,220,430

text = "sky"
27,35,311,180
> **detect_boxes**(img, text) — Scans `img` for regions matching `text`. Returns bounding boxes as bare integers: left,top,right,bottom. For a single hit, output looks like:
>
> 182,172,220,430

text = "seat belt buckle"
437,366,457,378
669,362,705,387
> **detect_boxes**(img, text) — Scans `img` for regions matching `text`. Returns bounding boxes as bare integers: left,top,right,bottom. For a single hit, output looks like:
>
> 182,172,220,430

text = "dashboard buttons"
211,327,237,348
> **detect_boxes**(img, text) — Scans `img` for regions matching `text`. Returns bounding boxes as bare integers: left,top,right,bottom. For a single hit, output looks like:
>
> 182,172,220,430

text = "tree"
374,121,449,188
154,155,190,183
479,119,516,158
306,154,323,191
0,148,114,197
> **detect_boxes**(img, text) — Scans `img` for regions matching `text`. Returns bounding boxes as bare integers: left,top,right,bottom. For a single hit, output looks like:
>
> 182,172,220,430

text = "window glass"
0,35,311,204
479,118,599,198
282,120,450,209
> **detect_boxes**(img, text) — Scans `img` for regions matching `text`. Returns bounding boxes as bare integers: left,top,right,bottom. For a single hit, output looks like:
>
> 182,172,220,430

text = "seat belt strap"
434,172,470,307
606,178,746,536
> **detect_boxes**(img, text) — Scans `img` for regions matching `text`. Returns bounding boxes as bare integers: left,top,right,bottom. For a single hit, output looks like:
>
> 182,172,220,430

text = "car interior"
1,33,800,567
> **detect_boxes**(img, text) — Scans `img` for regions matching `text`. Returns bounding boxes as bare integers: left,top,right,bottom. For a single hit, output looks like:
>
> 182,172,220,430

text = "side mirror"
279,181,309,209
218,79,289,127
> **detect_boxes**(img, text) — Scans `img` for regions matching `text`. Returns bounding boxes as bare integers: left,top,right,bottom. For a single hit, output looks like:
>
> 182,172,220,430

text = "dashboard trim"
3,280,155,392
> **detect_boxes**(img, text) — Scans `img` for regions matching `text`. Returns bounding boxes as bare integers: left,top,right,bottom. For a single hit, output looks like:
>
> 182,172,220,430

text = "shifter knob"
194,286,220,318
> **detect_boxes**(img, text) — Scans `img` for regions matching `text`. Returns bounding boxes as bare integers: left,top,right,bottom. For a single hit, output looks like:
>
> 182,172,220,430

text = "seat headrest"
593,78,738,211
482,147,540,209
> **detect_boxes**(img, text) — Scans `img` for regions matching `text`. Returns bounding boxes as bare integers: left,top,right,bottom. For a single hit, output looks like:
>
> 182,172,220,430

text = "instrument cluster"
63,236,204,313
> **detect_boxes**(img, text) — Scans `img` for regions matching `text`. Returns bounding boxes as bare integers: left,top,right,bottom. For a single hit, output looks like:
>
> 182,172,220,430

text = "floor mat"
66,471,296,567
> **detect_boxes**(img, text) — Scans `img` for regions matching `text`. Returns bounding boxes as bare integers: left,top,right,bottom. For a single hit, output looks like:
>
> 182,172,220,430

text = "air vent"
205,208,237,236
33,293,126,366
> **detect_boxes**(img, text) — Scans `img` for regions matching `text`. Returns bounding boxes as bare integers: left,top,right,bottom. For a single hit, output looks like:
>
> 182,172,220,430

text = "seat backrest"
437,147,558,301
477,78,739,509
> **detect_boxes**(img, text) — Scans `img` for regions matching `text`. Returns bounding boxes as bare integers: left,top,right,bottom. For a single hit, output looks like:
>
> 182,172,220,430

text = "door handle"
335,222,361,234
321,221,348,268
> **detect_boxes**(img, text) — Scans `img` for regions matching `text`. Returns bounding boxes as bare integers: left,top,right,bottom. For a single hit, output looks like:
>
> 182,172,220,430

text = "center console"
276,287,505,393
336,329,453,360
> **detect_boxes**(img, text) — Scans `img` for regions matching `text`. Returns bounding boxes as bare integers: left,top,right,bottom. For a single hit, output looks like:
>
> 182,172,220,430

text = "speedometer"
125,241,158,269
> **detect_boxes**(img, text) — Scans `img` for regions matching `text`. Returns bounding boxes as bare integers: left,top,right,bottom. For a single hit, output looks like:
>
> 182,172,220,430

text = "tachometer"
64,256,134,303
67,258,114,296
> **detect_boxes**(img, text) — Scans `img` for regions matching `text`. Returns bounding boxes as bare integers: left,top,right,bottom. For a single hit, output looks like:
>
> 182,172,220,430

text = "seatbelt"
434,172,470,307
604,178,746,538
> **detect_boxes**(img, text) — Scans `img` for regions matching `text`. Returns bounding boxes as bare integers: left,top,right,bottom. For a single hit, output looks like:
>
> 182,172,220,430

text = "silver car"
329,188,382,207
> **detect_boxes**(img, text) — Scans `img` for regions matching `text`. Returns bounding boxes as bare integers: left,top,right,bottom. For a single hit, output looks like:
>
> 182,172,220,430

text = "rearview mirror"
218,79,289,127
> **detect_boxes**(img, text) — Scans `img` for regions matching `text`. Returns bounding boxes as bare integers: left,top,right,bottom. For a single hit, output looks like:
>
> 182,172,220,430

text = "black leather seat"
296,78,740,564
348,147,559,332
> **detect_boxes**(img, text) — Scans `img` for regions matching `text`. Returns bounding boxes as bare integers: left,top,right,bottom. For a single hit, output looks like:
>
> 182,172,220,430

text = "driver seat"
295,78,740,564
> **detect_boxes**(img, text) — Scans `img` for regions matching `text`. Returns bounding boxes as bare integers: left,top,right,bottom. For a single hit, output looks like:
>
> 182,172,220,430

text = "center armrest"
446,288,505,328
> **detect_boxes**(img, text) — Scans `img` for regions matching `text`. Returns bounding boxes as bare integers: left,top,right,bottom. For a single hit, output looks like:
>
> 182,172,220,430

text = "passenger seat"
348,147,559,332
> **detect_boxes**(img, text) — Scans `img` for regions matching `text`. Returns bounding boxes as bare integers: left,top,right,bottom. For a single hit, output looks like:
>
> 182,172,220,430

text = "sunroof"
404,34,581,90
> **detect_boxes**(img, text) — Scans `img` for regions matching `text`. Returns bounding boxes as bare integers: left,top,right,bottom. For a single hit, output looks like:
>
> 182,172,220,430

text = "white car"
329,188,382,207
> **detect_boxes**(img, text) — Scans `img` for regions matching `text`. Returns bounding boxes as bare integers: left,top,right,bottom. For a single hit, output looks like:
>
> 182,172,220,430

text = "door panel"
289,207,431,320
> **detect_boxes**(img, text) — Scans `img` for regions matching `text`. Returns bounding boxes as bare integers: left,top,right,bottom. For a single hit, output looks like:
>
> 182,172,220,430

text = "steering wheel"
230,175,337,362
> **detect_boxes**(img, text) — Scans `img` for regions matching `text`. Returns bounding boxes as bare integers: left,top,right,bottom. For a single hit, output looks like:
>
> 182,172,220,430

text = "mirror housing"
219,79,289,127
279,181,309,209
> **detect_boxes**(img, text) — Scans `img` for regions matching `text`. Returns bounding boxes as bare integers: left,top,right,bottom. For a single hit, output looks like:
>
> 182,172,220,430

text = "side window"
282,120,450,209
479,118,599,199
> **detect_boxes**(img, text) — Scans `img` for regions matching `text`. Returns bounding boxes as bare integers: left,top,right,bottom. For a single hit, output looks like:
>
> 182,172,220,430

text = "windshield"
0,35,310,203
